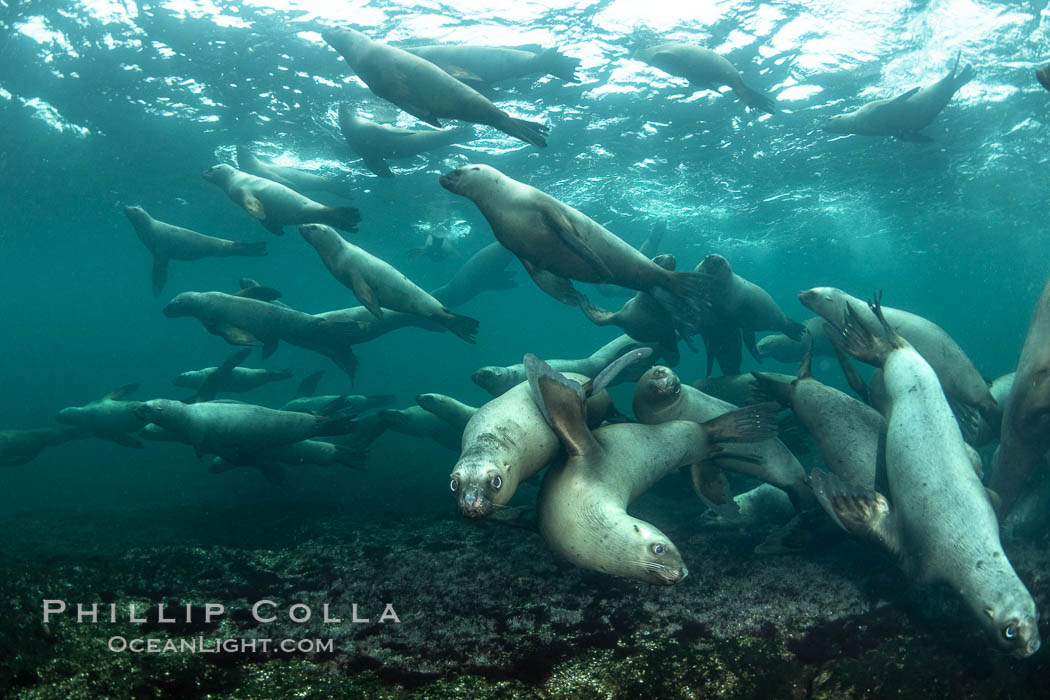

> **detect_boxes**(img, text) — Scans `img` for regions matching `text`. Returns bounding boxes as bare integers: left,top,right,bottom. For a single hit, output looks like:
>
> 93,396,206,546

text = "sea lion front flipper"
588,348,654,396
750,372,792,407
105,384,139,401
809,468,901,556
348,270,384,319
523,353,595,457
520,259,590,308
889,86,921,105
690,460,741,519
742,330,762,363
192,348,252,404
296,370,324,399
700,403,780,443
540,208,615,281
208,323,261,347
151,257,169,296
362,153,394,178
241,192,266,220
235,285,283,302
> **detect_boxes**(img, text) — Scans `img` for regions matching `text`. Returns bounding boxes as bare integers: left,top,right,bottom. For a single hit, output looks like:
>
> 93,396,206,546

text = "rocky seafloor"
3,487,1050,700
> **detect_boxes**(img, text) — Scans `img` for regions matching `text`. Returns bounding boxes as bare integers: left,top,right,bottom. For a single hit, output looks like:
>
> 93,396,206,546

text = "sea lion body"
817,300,1039,657
202,164,360,236
0,427,82,466
407,45,580,86
429,241,516,307
56,385,146,448
163,291,360,381
823,57,974,139
173,366,293,393
323,28,548,147
441,164,703,315
799,287,997,427
236,146,352,198
451,373,611,517
698,254,805,344
637,43,775,113
300,223,478,343
633,366,811,510
123,206,267,295
136,399,355,459
472,334,647,396
338,104,475,177
994,276,1050,513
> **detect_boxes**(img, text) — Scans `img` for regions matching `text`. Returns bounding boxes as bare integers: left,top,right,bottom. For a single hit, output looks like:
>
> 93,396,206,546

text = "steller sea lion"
163,291,362,382
440,164,706,322
323,28,549,147
416,393,477,432
822,54,974,140
992,274,1050,514
236,146,354,198
407,45,580,89
338,103,475,178
0,427,84,467
636,43,775,114
279,371,393,415
299,223,479,343
815,294,1039,658
56,385,146,449
429,241,516,308
527,354,777,584
173,364,292,395
123,206,267,295
202,163,361,236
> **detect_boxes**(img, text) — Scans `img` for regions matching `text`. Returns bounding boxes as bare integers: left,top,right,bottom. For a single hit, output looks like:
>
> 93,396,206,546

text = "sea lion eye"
651,543,665,555
1004,623,1019,640
490,475,502,490
449,478,459,492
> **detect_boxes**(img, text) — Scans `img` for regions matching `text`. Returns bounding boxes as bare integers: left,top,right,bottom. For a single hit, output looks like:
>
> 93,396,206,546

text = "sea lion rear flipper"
296,371,324,399
439,308,479,344
733,82,776,114
540,208,614,281
523,353,595,457
362,153,394,178
742,330,762,363
151,257,169,296
349,271,384,319
534,47,581,83
700,403,779,444
809,468,901,556
332,444,369,472
105,384,139,401
192,348,252,404
520,260,590,308
750,372,792,407
690,460,740,519
313,414,358,438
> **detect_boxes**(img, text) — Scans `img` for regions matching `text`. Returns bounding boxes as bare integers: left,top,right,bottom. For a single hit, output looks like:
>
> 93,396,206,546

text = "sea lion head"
797,286,845,320
698,253,732,280
439,163,498,198
612,516,688,585
755,334,801,363
449,451,509,518
471,366,511,396
123,205,149,226
202,163,235,184
651,253,676,271
134,399,188,433
633,365,682,415
162,292,200,318
983,598,1041,658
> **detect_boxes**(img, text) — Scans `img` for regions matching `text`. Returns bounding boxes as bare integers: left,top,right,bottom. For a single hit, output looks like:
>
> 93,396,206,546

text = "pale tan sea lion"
823,55,974,140
407,45,580,88
202,163,361,236
56,385,146,449
299,223,478,343
429,241,516,308
528,354,777,584
637,43,775,114
816,295,1039,657
124,206,266,295
323,28,549,147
